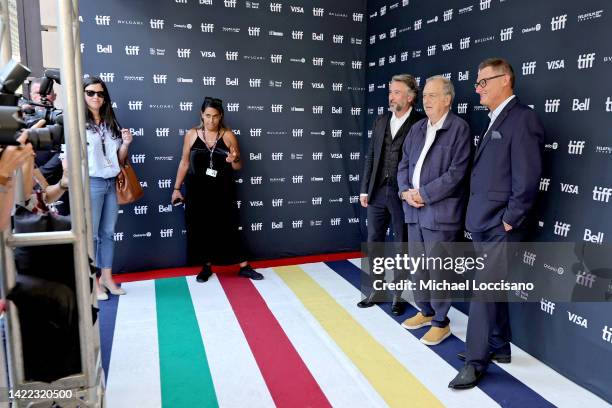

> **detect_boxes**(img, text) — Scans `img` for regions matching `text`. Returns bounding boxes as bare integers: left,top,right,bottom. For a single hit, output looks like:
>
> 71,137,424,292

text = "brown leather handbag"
116,161,144,205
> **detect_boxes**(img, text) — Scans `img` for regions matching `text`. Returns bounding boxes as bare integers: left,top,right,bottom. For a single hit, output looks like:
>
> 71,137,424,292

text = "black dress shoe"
391,297,406,316
357,290,383,308
196,264,213,283
457,351,511,364
448,365,483,390
238,265,264,280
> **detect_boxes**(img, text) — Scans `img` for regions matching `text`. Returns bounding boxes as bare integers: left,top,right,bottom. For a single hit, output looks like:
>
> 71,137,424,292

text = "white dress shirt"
412,111,449,189
486,94,515,133
389,107,412,139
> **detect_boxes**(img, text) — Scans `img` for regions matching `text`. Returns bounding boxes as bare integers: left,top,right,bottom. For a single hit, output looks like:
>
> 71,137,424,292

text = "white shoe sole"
401,320,432,330
420,330,452,346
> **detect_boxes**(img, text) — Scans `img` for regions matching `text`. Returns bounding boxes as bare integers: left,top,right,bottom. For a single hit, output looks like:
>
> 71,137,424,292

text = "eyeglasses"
85,90,105,98
473,74,505,89
204,96,222,104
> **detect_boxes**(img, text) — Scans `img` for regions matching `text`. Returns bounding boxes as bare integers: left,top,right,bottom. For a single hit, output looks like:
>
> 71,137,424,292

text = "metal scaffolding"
0,0,103,406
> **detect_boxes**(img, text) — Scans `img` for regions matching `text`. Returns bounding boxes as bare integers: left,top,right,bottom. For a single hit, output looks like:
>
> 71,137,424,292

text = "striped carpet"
98,259,609,408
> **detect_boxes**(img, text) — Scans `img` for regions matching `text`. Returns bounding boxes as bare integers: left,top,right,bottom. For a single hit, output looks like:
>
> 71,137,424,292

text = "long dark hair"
199,96,227,130
83,76,121,138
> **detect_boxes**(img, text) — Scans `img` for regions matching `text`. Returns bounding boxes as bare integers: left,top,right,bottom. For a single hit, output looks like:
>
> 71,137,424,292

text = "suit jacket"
361,109,425,198
465,97,544,233
397,112,471,231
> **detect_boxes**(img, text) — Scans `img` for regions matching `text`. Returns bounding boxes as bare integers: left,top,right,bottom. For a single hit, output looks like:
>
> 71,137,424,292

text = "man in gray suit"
397,76,471,345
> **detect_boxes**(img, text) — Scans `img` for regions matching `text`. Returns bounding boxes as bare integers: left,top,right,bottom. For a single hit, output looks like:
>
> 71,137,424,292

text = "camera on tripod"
0,60,63,151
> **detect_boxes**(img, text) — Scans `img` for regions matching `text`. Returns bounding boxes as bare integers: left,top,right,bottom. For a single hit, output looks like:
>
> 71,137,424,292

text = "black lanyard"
201,129,221,170
92,122,109,158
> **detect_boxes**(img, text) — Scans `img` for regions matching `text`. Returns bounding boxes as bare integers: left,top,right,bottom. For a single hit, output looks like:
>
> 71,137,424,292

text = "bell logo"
593,186,612,202
560,183,579,194
427,45,436,56
251,223,263,231
270,2,282,12
271,104,283,113
539,178,550,191
312,105,323,114
349,174,360,182
272,199,283,207
312,32,324,41
500,27,513,41
332,130,342,138
332,107,343,114
540,298,555,315
96,44,113,53
153,74,167,84
457,103,468,114
134,206,148,215
458,71,469,81
250,177,262,185
226,77,239,86
545,99,560,113
113,232,124,241
312,7,324,17
551,14,567,31
577,53,596,69
95,15,111,25
312,152,323,160
250,128,262,137
522,61,536,75
99,73,114,83
568,140,585,155
583,229,604,245
568,312,588,328
460,37,470,49
576,271,596,288
292,220,303,229
180,102,194,111
156,128,170,137
160,229,173,238
226,51,239,61
202,76,216,86
572,98,590,111
271,221,284,229
201,23,214,33
159,205,172,213
523,251,536,266
150,19,164,29
131,154,146,164
250,153,262,161
125,45,140,55
553,221,571,237
331,175,342,183
414,19,422,30
292,129,303,137
332,83,343,91
249,78,261,87
177,48,191,58
480,0,491,10
271,54,283,63
312,197,322,205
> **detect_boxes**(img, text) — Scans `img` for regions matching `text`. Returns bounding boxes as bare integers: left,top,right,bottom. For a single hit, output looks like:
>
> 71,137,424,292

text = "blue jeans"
90,177,118,269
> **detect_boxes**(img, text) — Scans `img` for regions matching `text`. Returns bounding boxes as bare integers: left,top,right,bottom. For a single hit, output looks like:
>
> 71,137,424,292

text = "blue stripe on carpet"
98,293,120,381
325,260,556,408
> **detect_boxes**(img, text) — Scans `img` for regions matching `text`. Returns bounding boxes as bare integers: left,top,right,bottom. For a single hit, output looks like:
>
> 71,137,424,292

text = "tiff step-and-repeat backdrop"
78,0,367,271
366,0,611,402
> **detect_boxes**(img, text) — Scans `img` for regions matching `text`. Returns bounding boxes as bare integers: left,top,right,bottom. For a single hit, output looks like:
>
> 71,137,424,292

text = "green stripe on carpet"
156,277,219,408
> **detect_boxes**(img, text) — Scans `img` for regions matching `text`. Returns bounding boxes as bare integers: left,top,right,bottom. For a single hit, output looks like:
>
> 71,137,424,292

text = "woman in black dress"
171,97,263,281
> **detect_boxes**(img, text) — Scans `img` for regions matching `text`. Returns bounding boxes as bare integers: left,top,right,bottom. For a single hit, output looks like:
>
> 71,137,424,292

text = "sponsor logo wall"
366,0,611,402
80,1,367,270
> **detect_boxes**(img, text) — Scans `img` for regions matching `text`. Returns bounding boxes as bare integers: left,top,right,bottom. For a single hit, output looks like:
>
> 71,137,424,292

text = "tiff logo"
540,298,555,315
251,223,263,231
201,23,214,32
177,48,191,58
551,14,567,31
249,78,261,87
292,175,304,183
457,103,468,114
350,152,360,160
95,15,111,25
160,229,173,238
226,51,238,61
202,76,216,86
270,2,281,12
480,0,491,10
313,105,323,114
271,104,283,113
352,61,363,69
313,7,324,17
593,186,612,202
545,99,560,113
312,152,323,160
292,220,303,228
251,177,263,185
427,45,436,56
150,19,164,29
153,74,168,84
460,37,470,49
313,57,324,66
568,140,585,155
270,54,283,64
523,251,536,266
500,27,513,41
292,80,303,89
332,130,342,138
576,271,596,288
128,101,143,110
331,174,342,183
131,154,146,163
333,35,344,44
292,30,303,40
226,103,239,112
539,178,550,191
312,197,323,205
272,199,283,207
353,13,363,22
522,61,536,75
113,232,124,241
414,19,422,30
271,152,283,160
577,53,596,69
224,0,236,7
553,221,571,237
444,9,453,21
602,326,612,343
606,96,612,112
99,73,114,83
158,179,172,188
330,218,341,226
248,26,260,36
134,205,148,215
125,45,140,55
250,128,262,137
351,107,362,115
179,102,193,111
292,129,303,137
156,128,170,137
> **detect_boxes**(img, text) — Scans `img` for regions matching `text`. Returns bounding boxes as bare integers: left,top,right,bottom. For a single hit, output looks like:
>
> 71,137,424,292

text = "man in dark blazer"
449,58,544,389
359,74,425,315
397,75,471,345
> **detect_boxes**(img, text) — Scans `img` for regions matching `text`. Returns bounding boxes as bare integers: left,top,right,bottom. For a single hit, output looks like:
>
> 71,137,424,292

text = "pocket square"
491,131,502,139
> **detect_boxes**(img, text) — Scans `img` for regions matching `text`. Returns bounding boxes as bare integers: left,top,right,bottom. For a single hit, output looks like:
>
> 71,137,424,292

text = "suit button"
471,192,475,196
472,173,476,177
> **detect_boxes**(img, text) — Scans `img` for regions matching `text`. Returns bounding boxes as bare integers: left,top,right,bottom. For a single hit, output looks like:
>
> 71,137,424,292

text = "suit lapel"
473,97,518,164
392,109,418,146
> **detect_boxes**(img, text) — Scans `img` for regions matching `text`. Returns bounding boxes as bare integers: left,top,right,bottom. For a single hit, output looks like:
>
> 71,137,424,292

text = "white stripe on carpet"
105,280,161,408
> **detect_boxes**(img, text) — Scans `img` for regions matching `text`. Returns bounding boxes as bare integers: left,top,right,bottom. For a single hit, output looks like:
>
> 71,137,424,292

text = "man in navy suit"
397,76,471,345
359,74,425,315
449,58,544,389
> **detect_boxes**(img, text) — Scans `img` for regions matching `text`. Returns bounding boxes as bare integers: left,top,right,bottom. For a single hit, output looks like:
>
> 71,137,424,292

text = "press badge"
206,168,218,177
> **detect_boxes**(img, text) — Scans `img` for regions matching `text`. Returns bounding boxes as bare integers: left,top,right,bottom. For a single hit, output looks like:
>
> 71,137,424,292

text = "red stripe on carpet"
114,251,362,283
217,273,332,408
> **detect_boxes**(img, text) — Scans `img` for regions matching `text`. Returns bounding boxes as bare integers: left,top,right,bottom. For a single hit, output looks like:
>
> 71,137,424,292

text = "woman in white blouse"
83,76,132,300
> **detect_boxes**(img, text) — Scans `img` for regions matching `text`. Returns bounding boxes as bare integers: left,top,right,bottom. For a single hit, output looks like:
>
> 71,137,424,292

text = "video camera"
0,60,63,151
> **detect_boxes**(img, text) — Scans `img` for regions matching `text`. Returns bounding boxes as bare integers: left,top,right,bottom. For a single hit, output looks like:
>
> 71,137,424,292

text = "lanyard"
201,129,221,170
92,122,109,158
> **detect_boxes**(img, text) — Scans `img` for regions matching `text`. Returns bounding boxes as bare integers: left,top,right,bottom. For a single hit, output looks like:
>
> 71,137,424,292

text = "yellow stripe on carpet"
274,265,443,408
